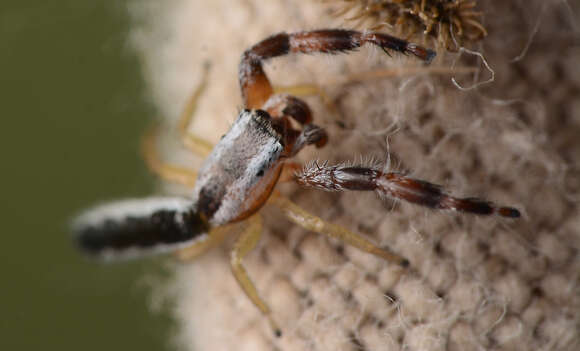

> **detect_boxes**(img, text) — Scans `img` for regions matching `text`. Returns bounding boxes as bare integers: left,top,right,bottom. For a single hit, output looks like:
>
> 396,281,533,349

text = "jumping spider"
73,29,520,336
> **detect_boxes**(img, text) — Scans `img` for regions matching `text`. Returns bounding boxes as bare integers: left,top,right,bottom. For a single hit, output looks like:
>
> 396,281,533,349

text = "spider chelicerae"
73,29,519,336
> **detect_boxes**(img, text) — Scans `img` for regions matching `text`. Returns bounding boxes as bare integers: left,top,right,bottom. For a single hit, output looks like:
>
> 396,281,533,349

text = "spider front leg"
240,29,436,108
295,162,521,218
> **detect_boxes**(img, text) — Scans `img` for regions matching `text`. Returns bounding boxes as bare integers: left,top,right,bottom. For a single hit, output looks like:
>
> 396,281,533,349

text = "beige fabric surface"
130,1,580,350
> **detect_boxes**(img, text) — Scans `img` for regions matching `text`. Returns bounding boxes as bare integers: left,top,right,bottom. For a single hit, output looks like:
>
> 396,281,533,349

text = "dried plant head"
326,0,487,51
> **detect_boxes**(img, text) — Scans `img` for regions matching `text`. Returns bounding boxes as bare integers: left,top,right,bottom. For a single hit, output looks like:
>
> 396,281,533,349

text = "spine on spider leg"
295,162,520,218
71,197,210,261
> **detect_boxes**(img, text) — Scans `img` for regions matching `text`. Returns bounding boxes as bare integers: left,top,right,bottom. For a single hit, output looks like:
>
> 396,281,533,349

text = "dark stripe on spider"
75,209,209,256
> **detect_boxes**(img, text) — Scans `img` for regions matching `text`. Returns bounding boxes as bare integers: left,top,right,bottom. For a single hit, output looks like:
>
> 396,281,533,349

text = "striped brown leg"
295,162,521,218
239,29,436,108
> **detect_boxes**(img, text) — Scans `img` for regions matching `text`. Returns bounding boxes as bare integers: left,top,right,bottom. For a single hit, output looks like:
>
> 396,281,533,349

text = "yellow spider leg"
141,64,219,187
175,223,236,261
141,126,198,187
183,134,213,159
272,67,477,114
344,65,478,83
269,192,409,267
230,215,281,336
178,63,214,158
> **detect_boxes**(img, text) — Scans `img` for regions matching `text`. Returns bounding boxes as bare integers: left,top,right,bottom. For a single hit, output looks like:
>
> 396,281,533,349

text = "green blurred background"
1,1,173,350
